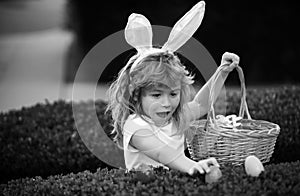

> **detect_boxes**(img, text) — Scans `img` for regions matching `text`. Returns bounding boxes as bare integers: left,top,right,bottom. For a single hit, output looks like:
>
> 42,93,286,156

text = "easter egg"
205,166,222,184
244,155,264,177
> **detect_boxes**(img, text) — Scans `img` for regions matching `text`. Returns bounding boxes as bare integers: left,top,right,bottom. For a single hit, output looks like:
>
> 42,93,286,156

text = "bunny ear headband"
124,1,206,71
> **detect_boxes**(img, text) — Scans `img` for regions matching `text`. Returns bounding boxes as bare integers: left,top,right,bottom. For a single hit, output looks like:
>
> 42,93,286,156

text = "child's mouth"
156,111,170,118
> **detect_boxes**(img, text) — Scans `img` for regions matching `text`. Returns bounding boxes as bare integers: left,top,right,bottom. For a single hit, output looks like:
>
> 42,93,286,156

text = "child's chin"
153,116,171,126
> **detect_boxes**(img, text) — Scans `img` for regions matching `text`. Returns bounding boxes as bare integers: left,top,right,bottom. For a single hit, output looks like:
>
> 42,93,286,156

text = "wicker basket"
186,65,280,166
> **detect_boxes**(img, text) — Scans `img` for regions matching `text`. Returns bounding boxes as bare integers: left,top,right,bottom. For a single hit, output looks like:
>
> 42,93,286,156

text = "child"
106,1,240,175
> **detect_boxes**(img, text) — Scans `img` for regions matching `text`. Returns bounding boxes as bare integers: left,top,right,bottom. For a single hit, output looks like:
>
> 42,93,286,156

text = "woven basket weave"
186,65,280,166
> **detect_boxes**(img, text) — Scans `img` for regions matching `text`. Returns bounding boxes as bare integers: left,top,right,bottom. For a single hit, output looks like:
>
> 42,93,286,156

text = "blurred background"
0,0,299,112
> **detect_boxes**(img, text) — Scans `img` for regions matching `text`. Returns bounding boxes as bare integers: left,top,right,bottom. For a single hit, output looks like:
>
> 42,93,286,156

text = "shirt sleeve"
123,115,143,153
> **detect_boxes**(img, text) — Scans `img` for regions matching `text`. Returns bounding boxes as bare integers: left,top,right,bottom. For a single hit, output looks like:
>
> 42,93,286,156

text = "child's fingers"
189,164,205,175
188,167,195,175
222,52,240,65
200,163,211,173
197,160,211,173
188,167,197,175
189,158,220,175
227,53,239,62
195,164,205,174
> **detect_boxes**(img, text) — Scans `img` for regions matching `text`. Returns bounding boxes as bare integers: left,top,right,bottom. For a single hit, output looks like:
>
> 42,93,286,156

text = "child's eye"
151,93,161,98
170,92,179,97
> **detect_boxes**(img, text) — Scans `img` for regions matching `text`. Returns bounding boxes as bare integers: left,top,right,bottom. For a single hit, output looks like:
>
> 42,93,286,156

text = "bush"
1,161,300,195
0,100,113,184
0,85,300,193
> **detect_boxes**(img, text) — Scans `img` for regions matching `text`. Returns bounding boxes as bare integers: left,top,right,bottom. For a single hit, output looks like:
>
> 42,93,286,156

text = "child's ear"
125,13,153,53
162,1,205,52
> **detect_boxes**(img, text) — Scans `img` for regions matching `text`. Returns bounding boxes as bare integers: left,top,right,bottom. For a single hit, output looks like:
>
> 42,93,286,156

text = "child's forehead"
145,82,181,91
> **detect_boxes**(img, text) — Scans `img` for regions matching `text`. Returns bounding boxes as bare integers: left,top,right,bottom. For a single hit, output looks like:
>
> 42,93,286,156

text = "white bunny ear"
125,13,153,53
162,1,205,52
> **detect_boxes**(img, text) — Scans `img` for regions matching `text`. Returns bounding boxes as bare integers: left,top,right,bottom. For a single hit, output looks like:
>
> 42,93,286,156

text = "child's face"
141,82,181,126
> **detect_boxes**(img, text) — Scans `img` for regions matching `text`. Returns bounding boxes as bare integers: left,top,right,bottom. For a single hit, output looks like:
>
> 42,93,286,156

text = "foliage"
0,85,299,195
1,161,300,195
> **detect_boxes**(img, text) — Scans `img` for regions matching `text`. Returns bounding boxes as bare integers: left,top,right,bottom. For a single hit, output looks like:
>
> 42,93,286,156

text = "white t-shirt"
123,114,185,171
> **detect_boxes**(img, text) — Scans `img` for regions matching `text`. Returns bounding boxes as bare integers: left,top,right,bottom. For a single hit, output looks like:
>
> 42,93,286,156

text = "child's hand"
221,52,240,73
188,157,220,175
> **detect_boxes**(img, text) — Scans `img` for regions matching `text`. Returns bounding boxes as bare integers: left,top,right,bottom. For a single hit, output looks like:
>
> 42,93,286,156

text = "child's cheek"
172,96,181,108
148,102,170,126
148,102,160,114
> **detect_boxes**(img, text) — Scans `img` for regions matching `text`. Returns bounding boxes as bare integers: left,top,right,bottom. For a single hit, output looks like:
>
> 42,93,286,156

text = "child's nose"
161,95,171,107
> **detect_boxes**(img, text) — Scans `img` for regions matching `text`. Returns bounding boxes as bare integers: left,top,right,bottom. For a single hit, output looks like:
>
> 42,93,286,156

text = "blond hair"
106,51,194,148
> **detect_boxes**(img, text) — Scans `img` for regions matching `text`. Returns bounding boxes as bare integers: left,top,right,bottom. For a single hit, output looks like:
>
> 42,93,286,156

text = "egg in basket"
186,65,280,166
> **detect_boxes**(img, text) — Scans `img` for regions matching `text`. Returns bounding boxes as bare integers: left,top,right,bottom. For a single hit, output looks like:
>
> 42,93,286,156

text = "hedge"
1,161,300,195
0,85,300,194
0,101,113,184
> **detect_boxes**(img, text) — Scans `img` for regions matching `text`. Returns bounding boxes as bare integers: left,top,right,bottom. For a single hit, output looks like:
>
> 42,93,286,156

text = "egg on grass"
245,155,264,177
205,166,222,184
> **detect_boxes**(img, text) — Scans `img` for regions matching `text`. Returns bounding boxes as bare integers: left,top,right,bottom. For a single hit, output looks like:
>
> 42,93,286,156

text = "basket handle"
207,64,251,125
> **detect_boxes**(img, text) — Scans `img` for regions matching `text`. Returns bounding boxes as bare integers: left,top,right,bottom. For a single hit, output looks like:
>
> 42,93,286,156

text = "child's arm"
186,52,240,121
131,129,219,174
